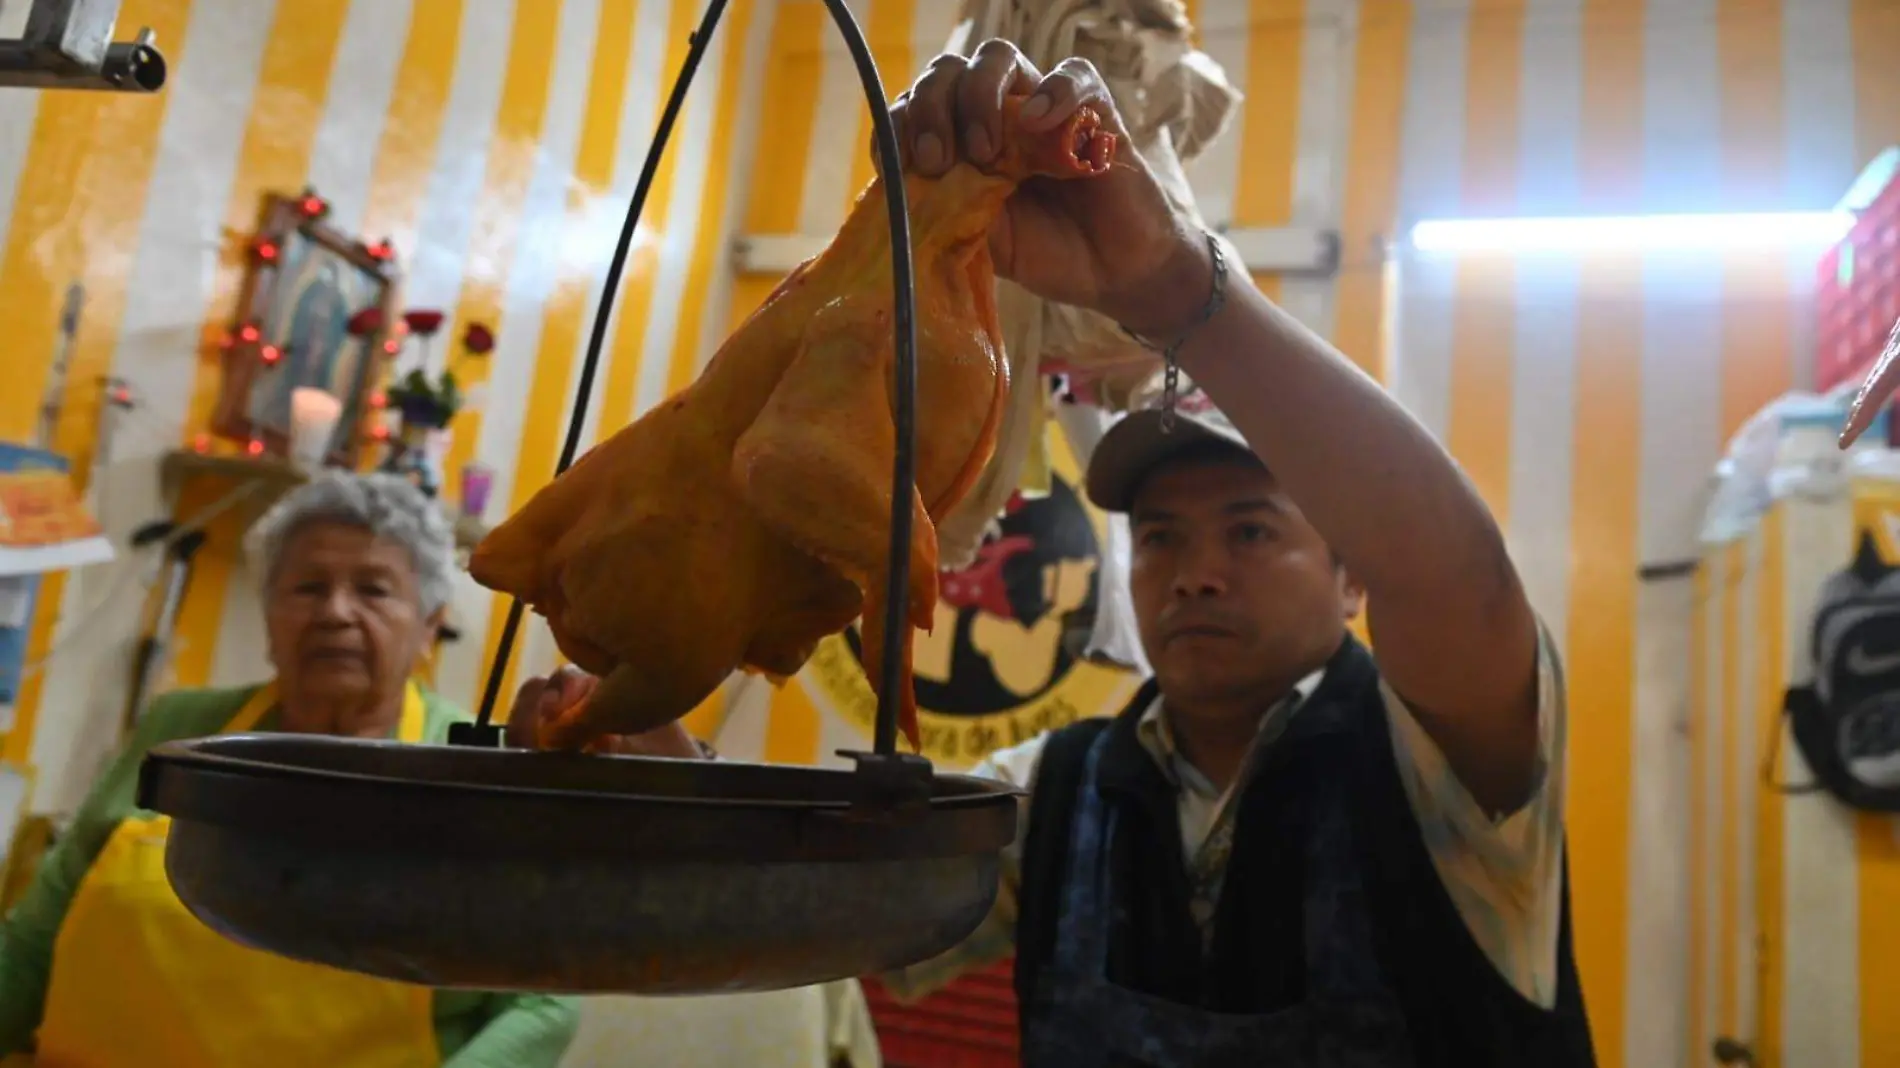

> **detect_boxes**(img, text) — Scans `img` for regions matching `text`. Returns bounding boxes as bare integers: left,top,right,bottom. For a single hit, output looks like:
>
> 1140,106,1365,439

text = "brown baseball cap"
1084,369,1257,513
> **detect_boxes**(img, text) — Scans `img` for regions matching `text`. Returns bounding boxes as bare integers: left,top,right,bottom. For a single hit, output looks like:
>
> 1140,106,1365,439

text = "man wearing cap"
508,38,1594,1068
864,40,1597,1068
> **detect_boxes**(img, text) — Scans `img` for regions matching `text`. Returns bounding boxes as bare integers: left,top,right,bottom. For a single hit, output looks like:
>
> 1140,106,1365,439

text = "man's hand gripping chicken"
468,96,1117,752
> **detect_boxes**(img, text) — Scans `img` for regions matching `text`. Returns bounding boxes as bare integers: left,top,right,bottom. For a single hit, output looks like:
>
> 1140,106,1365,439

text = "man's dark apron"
1020,728,1416,1067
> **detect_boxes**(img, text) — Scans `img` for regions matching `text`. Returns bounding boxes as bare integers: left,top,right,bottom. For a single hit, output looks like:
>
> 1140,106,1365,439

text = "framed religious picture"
208,189,401,466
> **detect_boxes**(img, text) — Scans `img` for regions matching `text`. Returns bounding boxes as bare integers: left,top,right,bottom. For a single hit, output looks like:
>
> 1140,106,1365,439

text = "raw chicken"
468,97,1118,752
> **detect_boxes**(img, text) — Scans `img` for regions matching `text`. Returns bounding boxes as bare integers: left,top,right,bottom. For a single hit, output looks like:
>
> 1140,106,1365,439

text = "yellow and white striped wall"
1,0,1898,1065
1692,483,1900,1068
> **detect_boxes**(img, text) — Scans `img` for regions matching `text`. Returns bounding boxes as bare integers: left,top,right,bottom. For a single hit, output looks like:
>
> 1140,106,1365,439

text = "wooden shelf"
158,449,490,550
158,449,304,508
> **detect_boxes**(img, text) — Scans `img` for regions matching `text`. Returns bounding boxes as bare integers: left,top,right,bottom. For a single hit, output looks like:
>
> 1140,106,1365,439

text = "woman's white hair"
245,471,457,615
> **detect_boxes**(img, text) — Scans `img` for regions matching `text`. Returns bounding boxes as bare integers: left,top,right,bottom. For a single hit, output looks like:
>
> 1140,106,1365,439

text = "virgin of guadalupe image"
247,242,368,445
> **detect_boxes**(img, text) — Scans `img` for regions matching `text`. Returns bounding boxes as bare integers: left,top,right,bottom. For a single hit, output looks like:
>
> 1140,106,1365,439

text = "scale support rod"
467,0,922,771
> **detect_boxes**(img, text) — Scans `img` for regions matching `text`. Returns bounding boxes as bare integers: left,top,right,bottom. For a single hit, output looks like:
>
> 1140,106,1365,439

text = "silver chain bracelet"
1119,230,1229,433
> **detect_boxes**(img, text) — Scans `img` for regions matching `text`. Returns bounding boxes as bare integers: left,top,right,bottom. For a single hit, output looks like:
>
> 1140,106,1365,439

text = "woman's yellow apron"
33,683,440,1068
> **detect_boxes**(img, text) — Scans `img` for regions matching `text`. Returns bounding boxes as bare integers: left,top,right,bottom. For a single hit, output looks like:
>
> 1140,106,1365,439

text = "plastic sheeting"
1698,386,1900,548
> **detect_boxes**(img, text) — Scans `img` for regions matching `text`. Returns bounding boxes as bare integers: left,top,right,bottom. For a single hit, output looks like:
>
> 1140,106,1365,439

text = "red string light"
246,438,265,457
382,338,401,356
253,238,280,263
300,195,327,217
259,344,282,366
368,390,387,409
192,433,211,454
237,322,261,344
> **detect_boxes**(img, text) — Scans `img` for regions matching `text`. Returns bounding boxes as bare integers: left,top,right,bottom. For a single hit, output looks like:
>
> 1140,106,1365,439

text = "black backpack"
1775,532,1900,810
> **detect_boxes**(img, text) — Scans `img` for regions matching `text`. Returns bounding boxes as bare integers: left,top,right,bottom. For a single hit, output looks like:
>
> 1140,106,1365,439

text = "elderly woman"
0,471,578,1067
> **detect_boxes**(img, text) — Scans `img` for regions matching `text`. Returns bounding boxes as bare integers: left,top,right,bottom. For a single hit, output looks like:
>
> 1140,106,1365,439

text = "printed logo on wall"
806,473,1140,768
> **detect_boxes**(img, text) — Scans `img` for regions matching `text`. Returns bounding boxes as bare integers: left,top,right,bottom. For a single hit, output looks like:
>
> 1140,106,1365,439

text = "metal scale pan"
134,0,1023,996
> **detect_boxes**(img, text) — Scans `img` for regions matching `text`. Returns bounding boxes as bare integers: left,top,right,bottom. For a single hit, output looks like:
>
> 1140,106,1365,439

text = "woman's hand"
504,666,710,758
888,38,1213,336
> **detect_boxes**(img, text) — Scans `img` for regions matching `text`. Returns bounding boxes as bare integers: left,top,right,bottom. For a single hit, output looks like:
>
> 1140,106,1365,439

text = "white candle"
288,387,344,472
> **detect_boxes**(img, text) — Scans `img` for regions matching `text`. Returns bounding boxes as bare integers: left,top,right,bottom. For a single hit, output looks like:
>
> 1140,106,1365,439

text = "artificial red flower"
463,322,496,355
403,309,446,337
347,308,385,336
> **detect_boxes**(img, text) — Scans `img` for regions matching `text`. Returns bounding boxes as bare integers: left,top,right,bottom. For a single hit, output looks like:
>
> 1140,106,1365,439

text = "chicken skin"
468,97,1117,752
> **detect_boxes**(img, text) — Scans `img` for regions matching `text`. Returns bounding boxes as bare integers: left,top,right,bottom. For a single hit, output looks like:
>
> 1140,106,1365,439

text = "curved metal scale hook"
458,0,919,760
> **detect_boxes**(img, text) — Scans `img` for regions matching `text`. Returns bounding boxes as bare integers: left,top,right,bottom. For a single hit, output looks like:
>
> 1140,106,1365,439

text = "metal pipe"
0,0,166,93
123,527,207,738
